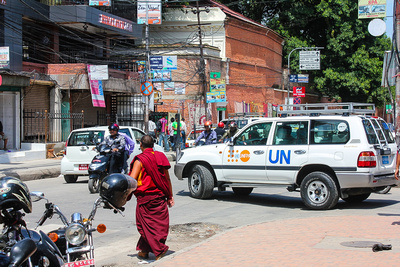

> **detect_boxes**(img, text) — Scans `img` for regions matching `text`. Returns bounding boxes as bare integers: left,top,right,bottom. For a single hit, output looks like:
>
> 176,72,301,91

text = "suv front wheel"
300,171,339,210
188,165,214,199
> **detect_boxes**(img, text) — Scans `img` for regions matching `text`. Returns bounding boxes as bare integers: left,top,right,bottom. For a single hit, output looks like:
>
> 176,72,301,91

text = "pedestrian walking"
157,116,169,152
0,120,9,150
169,118,175,150
129,135,174,261
172,117,183,151
181,118,187,149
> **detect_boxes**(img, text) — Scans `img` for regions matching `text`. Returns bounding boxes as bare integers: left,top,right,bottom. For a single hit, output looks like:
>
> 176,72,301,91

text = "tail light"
64,140,68,155
357,151,376,167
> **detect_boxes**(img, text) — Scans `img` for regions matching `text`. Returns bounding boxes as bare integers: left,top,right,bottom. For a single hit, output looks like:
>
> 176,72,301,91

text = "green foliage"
218,0,391,105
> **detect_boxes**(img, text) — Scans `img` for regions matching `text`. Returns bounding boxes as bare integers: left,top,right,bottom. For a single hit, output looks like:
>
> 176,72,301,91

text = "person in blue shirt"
118,131,135,173
195,121,217,146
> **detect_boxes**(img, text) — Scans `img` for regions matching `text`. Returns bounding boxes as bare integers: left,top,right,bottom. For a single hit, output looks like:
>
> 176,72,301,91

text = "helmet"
230,121,237,128
108,123,119,131
218,122,225,128
100,173,137,209
204,121,212,127
0,176,32,213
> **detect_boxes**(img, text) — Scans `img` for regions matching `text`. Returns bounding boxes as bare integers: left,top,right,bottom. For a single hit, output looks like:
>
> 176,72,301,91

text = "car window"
274,122,308,145
234,122,272,146
311,120,349,144
119,128,132,139
131,128,145,141
68,130,105,146
362,119,395,144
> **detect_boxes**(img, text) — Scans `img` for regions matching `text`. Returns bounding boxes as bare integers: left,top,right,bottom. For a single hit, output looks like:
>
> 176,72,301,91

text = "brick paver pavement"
155,215,400,267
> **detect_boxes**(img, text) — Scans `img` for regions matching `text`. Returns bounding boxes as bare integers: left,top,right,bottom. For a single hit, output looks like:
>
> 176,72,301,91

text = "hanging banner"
206,91,226,103
358,0,386,19
87,65,106,108
137,0,162,24
0,47,10,69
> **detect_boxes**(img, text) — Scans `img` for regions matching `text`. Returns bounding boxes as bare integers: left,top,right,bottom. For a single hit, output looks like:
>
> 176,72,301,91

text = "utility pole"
144,3,150,133
192,1,210,120
396,0,400,134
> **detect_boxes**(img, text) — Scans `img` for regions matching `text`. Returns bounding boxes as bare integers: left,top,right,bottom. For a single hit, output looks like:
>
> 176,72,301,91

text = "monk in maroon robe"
129,135,174,261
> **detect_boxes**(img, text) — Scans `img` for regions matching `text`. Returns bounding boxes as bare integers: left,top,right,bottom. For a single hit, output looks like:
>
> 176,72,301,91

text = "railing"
23,110,84,143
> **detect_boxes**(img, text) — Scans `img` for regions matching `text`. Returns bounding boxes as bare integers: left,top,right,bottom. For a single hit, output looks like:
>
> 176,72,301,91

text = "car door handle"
253,150,265,155
80,146,88,151
294,150,306,155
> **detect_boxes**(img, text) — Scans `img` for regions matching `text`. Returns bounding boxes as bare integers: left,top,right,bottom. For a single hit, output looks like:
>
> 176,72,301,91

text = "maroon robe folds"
132,148,172,257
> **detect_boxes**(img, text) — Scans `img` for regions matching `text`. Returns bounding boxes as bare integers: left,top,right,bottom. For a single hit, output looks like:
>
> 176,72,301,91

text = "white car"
175,103,400,210
61,126,164,183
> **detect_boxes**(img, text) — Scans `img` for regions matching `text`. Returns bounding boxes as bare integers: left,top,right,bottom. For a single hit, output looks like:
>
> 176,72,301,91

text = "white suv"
61,126,163,183
174,103,399,210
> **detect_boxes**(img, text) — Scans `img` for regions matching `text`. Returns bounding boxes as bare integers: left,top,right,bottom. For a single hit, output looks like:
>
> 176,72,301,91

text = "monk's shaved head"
141,135,154,149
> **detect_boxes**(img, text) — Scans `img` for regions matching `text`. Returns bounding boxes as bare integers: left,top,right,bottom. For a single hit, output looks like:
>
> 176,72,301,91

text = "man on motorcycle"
101,124,126,173
220,121,238,142
214,121,225,142
195,121,217,146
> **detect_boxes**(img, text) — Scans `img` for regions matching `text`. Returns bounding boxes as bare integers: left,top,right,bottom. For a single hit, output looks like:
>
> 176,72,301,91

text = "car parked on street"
61,126,163,183
175,103,399,210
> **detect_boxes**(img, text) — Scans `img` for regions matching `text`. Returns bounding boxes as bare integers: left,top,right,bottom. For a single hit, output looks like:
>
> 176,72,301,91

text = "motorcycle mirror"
30,192,46,202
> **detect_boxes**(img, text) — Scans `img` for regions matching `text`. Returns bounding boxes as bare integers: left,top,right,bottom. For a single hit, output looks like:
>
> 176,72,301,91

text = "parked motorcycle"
88,144,112,194
32,173,135,267
0,176,64,267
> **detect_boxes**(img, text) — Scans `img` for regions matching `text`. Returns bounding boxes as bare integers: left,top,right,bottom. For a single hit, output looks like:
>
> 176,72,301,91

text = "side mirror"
30,192,46,202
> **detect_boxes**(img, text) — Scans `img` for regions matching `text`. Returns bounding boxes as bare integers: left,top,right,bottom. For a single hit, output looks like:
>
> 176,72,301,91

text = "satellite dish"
368,18,386,37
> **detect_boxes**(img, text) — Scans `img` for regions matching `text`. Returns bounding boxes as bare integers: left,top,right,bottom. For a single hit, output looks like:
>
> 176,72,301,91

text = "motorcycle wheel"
88,179,100,194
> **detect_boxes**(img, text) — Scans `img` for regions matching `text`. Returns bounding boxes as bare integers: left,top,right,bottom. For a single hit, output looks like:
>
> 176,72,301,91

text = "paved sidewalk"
156,215,400,267
0,151,176,181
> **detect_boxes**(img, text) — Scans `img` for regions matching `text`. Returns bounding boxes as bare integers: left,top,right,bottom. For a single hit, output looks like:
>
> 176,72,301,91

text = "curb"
0,166,61,182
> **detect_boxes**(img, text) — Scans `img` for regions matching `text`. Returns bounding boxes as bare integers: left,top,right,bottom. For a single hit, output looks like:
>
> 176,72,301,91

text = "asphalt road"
23,163,400,266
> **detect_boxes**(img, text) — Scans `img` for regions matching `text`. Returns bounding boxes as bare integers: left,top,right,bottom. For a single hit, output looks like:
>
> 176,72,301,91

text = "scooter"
88,144,126,193
88,144,112,194
31,191,124,267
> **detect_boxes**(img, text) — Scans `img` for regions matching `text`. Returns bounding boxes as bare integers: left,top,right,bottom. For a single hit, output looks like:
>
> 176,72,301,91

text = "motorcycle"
31,191,125,266
88,144,127,194
88,143,112,193
0,176,64,267
0,238,37,267
195,138,217,146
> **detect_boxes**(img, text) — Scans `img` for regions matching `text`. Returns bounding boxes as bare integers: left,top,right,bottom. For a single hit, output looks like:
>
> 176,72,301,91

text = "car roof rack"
277,102,375,117
228,112,265,119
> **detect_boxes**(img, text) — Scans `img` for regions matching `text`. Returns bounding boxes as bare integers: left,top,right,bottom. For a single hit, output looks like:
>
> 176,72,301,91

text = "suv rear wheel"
188,165,214,199
64,175,78,183
300,172,339,210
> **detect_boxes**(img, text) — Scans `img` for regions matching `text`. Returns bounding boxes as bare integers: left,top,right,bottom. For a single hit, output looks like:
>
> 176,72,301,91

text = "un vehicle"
174,103,399,210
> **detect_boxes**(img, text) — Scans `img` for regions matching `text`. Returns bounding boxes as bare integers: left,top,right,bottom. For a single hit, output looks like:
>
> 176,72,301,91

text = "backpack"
156,120,162,132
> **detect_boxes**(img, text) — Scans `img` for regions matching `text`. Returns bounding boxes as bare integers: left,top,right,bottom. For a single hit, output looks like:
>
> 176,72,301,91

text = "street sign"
289,74,297,83
293,86,305,97
150,56,163,70
154,102,163,105
297,74,309,83
140,81,154,96
299,51,320,70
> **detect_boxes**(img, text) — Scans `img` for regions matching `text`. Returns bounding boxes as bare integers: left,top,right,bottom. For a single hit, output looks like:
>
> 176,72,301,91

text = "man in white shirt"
181,118,187,149
148,119,157,138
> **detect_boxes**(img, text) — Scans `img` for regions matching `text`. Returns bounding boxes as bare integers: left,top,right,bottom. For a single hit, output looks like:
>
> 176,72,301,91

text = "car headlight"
65,223,86,245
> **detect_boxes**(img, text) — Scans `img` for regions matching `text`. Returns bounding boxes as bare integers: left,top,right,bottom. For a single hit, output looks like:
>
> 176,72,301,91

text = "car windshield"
119,128,132,139
68,130,105,146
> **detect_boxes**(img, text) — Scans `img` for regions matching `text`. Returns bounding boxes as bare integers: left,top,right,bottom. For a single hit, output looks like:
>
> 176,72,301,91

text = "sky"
385,0,394,38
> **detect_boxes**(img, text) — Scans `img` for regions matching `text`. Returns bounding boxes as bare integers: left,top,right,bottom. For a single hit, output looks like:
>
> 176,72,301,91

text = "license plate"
79,164,89,170
382,156,389,165
63,259,94,267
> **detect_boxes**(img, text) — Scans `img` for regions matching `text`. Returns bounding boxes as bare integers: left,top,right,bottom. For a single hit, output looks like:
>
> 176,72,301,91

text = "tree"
219,0,391,104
